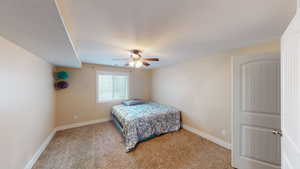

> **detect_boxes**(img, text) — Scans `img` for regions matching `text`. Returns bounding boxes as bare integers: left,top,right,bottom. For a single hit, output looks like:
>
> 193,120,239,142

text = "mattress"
112,102,181,152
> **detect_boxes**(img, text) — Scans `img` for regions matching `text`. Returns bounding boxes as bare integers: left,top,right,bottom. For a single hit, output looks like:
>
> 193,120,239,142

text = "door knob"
272,129,282,137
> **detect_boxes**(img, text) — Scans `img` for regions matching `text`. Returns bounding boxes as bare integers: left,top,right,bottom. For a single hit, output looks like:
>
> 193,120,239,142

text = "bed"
111,102,181,152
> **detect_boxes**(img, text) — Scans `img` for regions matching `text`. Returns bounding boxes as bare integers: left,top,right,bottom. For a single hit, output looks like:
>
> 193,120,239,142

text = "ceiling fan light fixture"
129,60,135,67
132,53,140,59
135,60,143,68
123,49,159,68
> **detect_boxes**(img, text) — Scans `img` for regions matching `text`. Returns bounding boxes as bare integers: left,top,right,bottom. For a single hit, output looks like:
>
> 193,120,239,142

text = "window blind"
97,73,128,102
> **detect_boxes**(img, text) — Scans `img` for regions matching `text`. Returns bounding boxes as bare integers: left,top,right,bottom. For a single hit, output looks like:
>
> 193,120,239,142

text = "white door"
281,10,300,169
233,53,281,169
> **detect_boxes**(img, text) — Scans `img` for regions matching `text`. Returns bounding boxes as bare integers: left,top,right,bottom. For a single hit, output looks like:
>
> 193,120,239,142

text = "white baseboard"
24,129,56,169
55,118,111,131
182,124,232,150
24,118,110,169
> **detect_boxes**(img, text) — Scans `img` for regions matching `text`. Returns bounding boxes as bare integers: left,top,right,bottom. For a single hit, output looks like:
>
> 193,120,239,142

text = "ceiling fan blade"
144,58,159,61
112,58,128,60
143,61,150,66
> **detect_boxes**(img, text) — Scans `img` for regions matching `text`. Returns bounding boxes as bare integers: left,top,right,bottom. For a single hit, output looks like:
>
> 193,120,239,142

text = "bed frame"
111,114,124,136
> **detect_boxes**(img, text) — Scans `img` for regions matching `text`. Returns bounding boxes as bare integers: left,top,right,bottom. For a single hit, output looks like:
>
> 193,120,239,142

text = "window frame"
96,70,130,103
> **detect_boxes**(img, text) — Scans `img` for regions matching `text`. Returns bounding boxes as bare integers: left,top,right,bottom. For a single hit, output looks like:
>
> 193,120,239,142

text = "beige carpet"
33,122,234,169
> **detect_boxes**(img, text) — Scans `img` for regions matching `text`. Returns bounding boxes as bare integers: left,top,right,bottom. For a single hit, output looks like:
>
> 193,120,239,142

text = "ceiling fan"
114,49,159,68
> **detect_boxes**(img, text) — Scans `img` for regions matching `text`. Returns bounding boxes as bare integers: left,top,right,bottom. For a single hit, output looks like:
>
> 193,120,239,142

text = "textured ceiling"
0,0,81,68
0,0,296,68
58,0,296,68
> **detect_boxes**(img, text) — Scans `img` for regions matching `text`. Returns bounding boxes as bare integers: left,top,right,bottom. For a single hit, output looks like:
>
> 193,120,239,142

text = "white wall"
151,40,280,144
0,36,55,169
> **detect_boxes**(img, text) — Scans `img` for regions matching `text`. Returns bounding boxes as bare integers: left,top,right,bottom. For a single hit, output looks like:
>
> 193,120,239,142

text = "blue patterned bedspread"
112,102,181,152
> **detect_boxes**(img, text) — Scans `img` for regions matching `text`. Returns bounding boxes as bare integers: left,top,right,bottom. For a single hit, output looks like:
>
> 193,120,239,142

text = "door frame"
231,52,281,168
280,8,300,168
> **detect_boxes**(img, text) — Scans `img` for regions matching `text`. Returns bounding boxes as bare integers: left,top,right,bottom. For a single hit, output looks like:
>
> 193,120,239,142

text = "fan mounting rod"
131,49,142,55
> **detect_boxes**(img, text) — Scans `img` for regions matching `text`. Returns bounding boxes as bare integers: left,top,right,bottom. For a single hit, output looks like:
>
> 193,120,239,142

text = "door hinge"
272,129,282,137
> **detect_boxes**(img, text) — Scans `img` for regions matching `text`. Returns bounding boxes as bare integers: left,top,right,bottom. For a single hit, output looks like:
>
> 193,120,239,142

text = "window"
97,71,129,102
